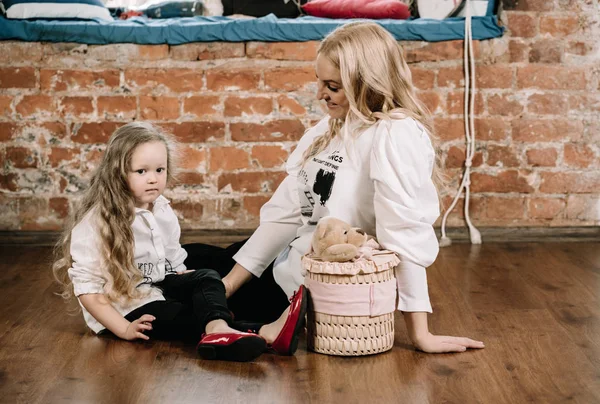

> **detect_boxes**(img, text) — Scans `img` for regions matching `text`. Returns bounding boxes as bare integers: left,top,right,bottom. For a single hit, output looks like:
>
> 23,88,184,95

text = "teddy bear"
310,217,369,262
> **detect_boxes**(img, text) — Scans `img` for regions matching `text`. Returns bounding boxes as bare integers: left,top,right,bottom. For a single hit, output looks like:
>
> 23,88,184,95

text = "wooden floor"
0,242,599,404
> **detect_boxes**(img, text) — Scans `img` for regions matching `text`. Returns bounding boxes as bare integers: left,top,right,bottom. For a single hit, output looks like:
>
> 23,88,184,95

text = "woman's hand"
413,333,484,353
123,314,155,341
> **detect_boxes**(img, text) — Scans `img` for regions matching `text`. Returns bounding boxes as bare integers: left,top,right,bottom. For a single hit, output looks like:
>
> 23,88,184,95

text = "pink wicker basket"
302,250,399,356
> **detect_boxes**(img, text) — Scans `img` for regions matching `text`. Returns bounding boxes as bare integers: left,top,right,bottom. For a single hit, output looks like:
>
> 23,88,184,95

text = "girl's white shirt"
234,116,439,312
68,195,188,333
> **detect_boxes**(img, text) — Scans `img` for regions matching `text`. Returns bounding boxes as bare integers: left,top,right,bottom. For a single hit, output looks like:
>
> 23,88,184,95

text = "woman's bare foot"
258,307,290,344
205,319,245,335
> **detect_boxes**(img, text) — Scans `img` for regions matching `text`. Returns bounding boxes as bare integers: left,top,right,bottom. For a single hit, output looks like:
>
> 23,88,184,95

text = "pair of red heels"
197,285,308,362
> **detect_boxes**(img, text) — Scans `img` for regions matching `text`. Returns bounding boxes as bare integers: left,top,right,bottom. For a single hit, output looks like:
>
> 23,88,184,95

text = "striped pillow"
3,0,113,20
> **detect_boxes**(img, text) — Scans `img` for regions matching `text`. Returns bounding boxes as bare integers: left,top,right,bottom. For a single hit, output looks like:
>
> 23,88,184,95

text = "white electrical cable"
439,0,482,247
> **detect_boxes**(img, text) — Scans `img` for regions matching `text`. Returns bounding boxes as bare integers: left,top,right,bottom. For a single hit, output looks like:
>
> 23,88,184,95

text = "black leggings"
124,268,263,342
182,240,290,324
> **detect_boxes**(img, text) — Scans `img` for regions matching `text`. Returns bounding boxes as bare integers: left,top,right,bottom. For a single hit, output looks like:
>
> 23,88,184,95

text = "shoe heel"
197,345,217,360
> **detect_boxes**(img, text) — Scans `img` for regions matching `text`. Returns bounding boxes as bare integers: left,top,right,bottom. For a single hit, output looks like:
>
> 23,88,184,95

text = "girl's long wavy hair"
52,122,179,303
303,22,444,190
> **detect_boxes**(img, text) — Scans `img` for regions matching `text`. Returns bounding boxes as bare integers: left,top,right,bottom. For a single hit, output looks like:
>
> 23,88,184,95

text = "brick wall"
0,0,598,231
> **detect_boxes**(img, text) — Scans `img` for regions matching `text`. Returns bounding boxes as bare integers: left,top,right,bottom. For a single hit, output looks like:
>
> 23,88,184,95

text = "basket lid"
302,250,400,276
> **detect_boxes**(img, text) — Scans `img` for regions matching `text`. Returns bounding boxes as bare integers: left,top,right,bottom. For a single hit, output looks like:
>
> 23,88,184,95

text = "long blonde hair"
303,22,443,188
53,122,178,303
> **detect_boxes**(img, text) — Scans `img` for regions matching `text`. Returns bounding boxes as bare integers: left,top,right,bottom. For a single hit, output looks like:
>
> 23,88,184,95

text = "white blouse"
68,195,188,333
234,116,440,312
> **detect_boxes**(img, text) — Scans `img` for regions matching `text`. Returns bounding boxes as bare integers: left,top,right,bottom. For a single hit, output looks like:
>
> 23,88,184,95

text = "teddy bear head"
311,217,368,262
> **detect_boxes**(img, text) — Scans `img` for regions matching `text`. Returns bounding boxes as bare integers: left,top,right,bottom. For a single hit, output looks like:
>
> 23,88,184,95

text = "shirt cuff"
395,260,432,313
73,282,105,296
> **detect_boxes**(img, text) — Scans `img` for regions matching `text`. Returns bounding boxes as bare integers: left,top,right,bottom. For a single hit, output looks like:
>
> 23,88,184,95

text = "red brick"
0,42,43,63
170,43,245,60
277,95,306,115
540,172,600,194
471,170,534,193
0,122,16,142
231,120,305,142
97,96,136,120
566,41,594,56
247,41,319,61
487,145,520,168
512,119,583,142
568,95,600,113
540,15,580,37
209,147,250,171
171,199,204,221
82,149,104,173
527,93,567,115
18,197,56,231
526,148,558,167
565,195,600,221
49,197,70,219
175,172,206,186
486,93,524,116
60,96,94,118
509,40,529,63
49,147,79,168
405,40,465,63
72,122,122,144
416,91,442,113
507,13,537,37
517,66,586,90
6,147,38,168
140,96,179,120
243,195,270,218
476,66,513,89
206,69,260,91
503,0,554,11
162,122,225,143
437,66,463,88
40,122,67,139
446,92,484,115
445,146,483,169
474,118,510,141
126,69,204,93
265,67,314,92
410,68,435,90
527,197,565,219
0,173,18,192
0,67,36,89
86,44,168,61
224,96,272,117
0,95,13,117
218,171,286,193
183,95,221,117
180,146,206,170
433,118,464,141
529,39,563,63
16,95,56,118
563,143,596,168
484,197,526,220
40,69,120,91
251,145,289,169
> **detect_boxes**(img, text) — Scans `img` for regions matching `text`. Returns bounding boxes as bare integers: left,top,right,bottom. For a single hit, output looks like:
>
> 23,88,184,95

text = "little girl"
52,122,307,362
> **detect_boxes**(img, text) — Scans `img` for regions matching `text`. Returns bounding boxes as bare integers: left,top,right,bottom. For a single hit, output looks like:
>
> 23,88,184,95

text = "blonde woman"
53,122,308,362
185,22,484,354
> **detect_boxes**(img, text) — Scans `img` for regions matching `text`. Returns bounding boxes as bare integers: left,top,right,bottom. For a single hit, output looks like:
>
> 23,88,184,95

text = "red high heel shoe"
197,332,267,362
270,285,309,356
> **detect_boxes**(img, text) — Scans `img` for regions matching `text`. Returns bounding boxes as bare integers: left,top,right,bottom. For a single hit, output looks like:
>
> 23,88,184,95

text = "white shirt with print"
234,116,439,313
68,195,188,333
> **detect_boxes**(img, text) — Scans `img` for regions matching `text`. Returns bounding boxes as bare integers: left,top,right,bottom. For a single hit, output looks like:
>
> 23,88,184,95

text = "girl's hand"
413,332,484,353
123,314,155,341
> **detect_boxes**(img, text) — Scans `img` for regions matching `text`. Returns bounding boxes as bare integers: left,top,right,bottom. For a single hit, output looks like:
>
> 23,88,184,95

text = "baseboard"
0,227,598,246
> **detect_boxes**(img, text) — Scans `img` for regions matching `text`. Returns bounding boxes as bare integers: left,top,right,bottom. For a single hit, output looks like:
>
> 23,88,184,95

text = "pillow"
302,0,410,20
3,0,113,20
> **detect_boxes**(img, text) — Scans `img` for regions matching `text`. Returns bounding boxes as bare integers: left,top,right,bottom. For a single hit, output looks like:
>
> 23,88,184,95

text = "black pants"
125,268,263,342
182,240,290,324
